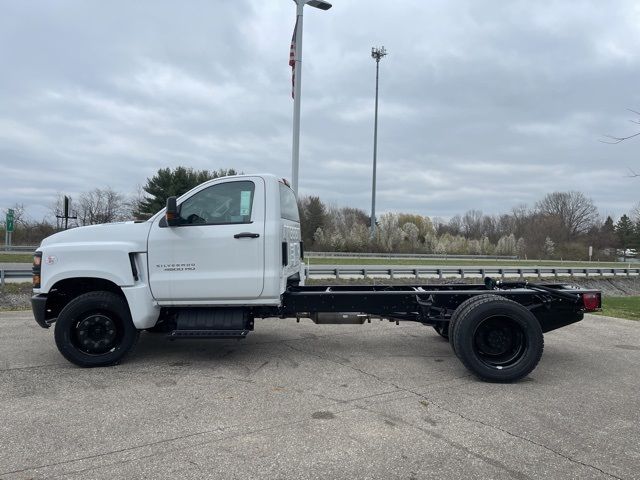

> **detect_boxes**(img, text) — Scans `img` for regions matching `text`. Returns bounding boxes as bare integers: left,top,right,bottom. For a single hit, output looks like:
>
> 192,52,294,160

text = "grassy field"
306,256,639,268
0,253,33,263
595,296,640,321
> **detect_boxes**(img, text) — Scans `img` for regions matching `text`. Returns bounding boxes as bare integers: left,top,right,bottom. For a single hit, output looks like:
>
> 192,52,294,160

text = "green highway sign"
6,209,14,232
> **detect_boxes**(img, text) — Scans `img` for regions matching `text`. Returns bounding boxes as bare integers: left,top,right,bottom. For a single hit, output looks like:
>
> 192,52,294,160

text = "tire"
448,294,498,356
433,323,449,339
54,291,139,367
452,296,544,382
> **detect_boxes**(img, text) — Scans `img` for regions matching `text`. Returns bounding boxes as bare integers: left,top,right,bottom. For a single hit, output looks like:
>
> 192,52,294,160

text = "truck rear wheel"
448,294,498,355
54,291,139,367
452,296,543,382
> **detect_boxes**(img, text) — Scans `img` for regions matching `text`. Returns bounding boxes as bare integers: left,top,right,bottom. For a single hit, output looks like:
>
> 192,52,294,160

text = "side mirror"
165,196,179,226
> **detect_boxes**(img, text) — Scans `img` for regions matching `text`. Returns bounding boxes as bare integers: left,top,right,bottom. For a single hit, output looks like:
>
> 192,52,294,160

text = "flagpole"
290,0,331,196
291,1,304,196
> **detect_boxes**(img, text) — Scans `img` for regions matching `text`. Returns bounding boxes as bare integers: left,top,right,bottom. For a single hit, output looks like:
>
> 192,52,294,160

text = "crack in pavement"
0,362,68,373
0,368,401,478
282,340,626,480
1,325,630,479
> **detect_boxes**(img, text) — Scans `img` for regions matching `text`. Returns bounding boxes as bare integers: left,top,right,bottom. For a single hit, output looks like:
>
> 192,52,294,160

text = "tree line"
2,166,639,260
300,192,639,260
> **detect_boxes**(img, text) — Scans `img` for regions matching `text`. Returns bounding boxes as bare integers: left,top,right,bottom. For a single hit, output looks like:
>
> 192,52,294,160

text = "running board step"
168,329,250,339
168,308,253,340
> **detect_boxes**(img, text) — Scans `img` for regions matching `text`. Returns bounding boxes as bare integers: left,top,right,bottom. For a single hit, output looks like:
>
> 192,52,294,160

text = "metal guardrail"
306,251,518,260
305,266,640,280
1,246,36,252
0,269,32,286
2,266,639,287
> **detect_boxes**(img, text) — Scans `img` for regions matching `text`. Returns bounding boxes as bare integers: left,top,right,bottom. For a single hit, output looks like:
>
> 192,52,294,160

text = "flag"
289,18,298,99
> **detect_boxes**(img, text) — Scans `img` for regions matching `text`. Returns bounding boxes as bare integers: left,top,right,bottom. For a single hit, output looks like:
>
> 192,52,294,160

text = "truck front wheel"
54,291,139,367
452,296,544,382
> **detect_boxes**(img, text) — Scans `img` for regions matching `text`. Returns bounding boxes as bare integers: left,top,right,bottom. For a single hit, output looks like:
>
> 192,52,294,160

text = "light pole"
291,0,332,196
370,46,387,238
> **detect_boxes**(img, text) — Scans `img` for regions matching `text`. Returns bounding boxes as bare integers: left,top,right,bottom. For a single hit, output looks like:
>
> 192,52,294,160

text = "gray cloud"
1,0,639,222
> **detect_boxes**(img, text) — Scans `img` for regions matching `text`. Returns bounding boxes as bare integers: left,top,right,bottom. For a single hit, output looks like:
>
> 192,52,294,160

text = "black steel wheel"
452,296,543,382
54,291,139,367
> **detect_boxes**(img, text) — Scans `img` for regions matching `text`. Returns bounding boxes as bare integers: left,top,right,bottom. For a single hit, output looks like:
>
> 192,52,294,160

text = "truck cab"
146,174,302,305
31,174,303,362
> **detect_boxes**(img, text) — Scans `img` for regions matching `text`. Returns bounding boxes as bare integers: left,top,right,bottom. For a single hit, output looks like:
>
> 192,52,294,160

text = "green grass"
0,253,33,263
306,256,638,268
594,296,640,321
0,282,32,294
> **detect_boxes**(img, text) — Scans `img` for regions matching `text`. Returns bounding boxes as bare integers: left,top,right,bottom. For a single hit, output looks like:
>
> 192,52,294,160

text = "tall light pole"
370,46,387,238
291,0,332,196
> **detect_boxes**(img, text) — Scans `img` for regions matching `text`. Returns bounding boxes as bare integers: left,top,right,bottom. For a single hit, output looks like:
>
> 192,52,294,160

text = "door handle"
234,232,260,239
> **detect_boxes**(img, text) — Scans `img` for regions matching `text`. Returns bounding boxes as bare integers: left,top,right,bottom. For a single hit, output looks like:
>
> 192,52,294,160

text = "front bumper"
31,294,51,328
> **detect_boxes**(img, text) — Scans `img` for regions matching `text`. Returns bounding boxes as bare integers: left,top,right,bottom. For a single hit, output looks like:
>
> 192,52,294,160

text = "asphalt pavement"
0,311,638,479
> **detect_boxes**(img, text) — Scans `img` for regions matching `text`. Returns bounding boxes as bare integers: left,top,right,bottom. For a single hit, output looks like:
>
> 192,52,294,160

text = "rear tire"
54,291,139,367
452,296,544,382
448,294,498,355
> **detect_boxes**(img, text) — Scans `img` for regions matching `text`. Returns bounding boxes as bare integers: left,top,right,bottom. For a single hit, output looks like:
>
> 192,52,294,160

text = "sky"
1,0,639,223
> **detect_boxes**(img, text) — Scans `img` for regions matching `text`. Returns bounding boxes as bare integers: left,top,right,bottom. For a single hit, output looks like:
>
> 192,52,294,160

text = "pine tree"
135,167,237,219
300,196,328,246
615,214,634,248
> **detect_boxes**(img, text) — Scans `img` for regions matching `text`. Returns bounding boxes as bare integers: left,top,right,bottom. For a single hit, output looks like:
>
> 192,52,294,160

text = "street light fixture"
370,46,387,238
291,0,332,196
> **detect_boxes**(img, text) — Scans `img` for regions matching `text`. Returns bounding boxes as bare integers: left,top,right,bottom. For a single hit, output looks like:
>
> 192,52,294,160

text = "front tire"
452,296,544,382
54,291,139,367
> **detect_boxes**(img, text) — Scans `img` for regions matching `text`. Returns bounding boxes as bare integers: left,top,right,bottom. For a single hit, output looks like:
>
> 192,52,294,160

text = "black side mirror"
165,196,179,226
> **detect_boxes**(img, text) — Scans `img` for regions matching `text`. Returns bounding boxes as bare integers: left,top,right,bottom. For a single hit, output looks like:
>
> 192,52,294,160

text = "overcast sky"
1,0,639,222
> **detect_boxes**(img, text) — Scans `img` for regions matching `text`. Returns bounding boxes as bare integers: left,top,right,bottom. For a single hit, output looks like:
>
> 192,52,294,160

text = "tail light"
33,252,42,288
582,292,601,312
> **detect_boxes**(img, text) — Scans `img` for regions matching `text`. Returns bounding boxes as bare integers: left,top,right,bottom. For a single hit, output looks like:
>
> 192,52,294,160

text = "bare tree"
462,209,483,239
1,203,28,228
535,191,599,239
601,109,640,144
77,188,129,226
631,202,640,222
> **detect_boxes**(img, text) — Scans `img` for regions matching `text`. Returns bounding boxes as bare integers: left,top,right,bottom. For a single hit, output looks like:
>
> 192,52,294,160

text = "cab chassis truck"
30,174,602,382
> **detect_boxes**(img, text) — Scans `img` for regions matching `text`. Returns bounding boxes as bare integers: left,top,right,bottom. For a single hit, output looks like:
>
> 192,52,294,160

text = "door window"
178,181,255,225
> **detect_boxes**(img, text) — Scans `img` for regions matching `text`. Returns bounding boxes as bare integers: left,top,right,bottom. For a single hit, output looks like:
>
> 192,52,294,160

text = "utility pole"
370,46,387,238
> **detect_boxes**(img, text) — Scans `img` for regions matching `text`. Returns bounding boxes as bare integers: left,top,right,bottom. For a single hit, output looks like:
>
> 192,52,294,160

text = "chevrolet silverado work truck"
30,174,601,382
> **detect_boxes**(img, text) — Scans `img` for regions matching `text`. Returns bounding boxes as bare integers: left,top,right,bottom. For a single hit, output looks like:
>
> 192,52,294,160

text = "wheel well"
44,277,125,322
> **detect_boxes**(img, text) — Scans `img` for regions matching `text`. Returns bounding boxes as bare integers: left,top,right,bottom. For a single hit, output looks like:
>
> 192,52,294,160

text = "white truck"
31,174,601,382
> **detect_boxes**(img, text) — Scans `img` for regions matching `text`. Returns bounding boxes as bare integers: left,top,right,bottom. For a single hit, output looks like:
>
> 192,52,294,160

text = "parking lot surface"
0,311,638,479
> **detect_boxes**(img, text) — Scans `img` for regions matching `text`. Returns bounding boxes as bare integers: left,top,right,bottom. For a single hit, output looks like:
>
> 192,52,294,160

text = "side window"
279,183,300,222
178,181,255,225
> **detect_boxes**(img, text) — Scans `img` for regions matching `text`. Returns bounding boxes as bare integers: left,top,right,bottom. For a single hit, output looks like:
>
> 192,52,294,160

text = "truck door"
147,177,265,302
